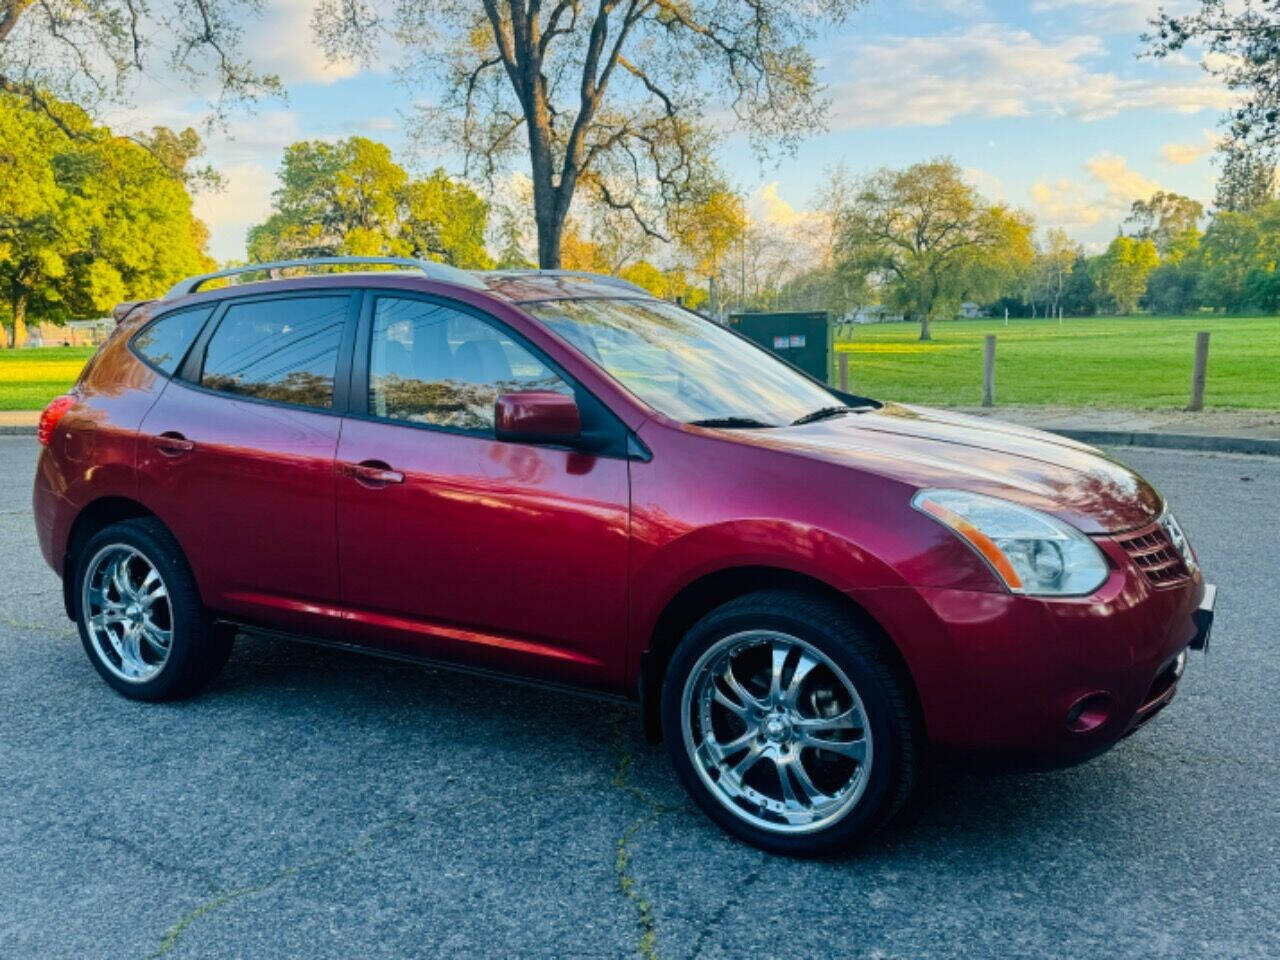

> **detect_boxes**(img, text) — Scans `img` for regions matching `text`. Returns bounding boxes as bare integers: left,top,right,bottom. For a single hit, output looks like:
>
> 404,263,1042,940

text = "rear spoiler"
112,300,155,322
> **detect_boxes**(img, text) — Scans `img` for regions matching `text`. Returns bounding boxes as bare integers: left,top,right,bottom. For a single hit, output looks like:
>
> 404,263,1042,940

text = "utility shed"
727,311,832,384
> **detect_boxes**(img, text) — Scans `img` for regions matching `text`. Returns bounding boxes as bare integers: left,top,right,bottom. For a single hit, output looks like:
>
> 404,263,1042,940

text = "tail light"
38,394,77,446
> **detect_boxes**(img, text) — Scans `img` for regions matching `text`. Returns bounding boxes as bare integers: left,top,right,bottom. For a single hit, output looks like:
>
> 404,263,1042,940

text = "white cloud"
908,0,989,15
1030,0,1199,32
205,110,307,166
194,163,278,263
1031,0,1156,30
748,182,814,229
1030,178,1108,229
1161,131,1220,165
1086,151,1161,206
244,0,360,86
828,23,1234,130
1029,152,1165,231
964,167,1005,202
352,116,400,133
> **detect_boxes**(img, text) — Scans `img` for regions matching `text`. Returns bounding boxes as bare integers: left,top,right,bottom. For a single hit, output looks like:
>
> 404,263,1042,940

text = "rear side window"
201,296,348,409
132,307,213,375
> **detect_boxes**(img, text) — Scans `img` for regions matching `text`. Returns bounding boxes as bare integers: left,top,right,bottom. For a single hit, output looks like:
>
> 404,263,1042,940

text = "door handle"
341,460,405,487
153,432,195,457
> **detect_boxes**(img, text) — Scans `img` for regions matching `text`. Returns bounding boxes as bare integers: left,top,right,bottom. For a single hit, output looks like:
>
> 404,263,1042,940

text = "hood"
739,403,1163,534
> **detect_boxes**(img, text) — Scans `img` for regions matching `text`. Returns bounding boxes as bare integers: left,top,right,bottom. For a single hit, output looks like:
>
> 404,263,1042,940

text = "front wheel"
74,517,232,701
661,590,919,856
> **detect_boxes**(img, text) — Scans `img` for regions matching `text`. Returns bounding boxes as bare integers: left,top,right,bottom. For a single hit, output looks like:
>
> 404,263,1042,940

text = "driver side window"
368,297,568,432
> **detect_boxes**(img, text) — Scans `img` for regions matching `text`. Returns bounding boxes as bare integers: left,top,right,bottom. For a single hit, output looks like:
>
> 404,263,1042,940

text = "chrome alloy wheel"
681,631,873,834
81,544,173,684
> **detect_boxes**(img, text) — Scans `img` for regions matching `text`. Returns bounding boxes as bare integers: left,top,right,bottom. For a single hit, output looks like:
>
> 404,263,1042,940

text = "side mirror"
494,390,582,445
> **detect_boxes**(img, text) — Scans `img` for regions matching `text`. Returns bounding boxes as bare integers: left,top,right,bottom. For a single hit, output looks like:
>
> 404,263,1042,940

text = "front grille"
1116,525,1191,586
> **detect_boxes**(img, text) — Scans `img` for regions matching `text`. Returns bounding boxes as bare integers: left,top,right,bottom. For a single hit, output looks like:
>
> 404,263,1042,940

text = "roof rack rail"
482,269,651,296
163,256,487,299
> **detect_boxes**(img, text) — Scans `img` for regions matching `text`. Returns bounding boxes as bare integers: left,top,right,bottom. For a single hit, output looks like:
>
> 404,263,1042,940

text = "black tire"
72,517,233,701
660,589,920,857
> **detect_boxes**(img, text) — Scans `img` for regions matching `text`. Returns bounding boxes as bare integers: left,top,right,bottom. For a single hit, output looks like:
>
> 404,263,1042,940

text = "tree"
1196,201,1280,311
401,171,494,269
1040,229,1079,316
0,93,213,346
670,186,748,287
0,0,278,132
1018,229,1078,318
0,95,80,346
1125,191,1203,256
834,158,1034,340
247,137,493,268
1089,235,1159,314
1143,262,1202,314
314,0,867,268
1214,146,1276,212
1145,2,1280,159
1061,257,1098,316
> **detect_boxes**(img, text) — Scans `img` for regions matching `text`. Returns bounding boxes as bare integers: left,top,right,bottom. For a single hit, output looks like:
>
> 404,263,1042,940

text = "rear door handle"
341,460,405,487
153,432,195,457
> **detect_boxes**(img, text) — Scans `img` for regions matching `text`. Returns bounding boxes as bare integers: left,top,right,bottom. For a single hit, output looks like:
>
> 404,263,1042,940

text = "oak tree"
0,94,213,346
247,137,493,268
834,158,1033,340
0,0,278,132
313,0,866,268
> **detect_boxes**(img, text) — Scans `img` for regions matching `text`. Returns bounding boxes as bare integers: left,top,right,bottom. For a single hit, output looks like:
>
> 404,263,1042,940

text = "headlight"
912,489,1110,596
1157,511,1197,574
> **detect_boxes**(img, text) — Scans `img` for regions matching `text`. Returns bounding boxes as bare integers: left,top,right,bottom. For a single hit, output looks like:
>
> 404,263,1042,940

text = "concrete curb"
4,422,1279,454
1050,428,1280,457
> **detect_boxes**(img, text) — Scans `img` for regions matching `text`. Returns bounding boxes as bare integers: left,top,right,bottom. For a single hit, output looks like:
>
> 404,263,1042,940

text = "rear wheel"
74,518,232,700
661,589,919,856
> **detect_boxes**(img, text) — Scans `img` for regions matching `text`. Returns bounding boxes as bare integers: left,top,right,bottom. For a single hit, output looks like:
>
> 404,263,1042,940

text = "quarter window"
201,297,348,409
133,306,213,375
369,297,567,431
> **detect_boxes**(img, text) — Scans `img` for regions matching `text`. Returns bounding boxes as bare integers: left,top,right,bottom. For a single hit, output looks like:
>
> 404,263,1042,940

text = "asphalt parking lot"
1,435,1277,959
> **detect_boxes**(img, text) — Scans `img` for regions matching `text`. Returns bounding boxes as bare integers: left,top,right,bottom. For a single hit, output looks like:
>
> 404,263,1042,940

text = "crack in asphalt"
146,814,415,959
610,711,676,960
0,615,70,638
145,777,602,958
686,866,762,960
78,827,222,889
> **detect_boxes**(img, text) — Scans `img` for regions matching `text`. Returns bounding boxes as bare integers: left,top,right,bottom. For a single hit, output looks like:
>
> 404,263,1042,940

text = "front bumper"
1190,582,1215,651
1117,582,1214,739
852,561,1213,766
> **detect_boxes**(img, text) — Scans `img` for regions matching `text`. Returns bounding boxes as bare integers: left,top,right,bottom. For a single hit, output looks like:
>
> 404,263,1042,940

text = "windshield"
526,298,840,426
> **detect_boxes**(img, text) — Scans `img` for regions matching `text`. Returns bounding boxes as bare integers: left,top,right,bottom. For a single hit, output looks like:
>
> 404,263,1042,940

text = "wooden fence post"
1188,331,1210,412
982,334,996,407
838,352,850,393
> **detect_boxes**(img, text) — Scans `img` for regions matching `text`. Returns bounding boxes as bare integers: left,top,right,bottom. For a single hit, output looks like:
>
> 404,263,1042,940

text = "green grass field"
1,314,1278,411
837,315,1280,409
0,347,96,411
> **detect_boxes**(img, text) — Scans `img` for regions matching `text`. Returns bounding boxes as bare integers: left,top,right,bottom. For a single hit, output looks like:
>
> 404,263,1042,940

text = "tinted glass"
133,307,213,375
201,297,347,409
369,297,566,431
526,298,837,426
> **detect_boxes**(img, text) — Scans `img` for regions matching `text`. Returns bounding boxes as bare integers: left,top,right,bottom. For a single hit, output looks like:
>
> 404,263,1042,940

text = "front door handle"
153,432,195,457
341,460,405,487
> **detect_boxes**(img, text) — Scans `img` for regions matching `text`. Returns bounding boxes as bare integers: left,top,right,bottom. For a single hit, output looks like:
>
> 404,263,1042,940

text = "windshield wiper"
687,416,776,429
790,405,865,426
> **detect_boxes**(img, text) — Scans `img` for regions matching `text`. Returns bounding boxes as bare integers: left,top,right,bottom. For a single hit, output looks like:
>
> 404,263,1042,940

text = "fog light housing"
1065,692,1112,734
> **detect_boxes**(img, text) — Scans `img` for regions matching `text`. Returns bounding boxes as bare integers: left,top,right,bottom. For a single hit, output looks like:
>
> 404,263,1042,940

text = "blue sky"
112,0,1230,262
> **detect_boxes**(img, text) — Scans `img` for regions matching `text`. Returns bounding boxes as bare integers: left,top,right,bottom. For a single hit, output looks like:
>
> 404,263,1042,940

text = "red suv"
33,257,1214,855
